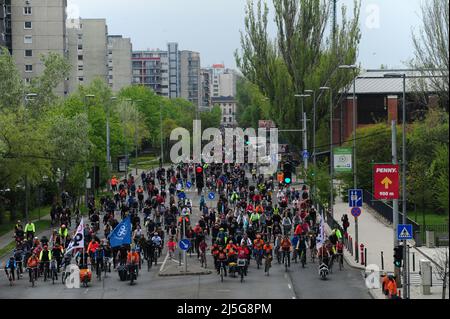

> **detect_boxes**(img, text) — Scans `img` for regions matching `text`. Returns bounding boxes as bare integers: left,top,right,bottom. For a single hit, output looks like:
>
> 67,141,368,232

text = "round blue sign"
351,207,362,218
179,239,191,251
186,181,192,189
178,192,186,200
208,192,215,200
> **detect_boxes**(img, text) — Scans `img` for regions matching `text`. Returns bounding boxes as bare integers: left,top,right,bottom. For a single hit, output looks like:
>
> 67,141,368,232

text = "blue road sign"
351,207,362,218
178,192,186,200
186,181,192,189
348,189,363,207
179,239,191,251
208,192,215,200
397,224,413,240
302,150,310,159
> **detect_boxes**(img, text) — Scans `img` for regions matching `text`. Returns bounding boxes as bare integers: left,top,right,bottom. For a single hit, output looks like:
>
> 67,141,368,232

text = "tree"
235,0,361,148
411,0,449,105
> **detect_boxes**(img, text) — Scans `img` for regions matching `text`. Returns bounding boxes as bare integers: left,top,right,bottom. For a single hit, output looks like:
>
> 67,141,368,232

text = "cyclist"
24,221,36,241
5,256,17,281
253,234,264,265
280,235,292,267
26,252,39,282
51,243,64,271
296,234,308,265
317,241,331,267
137,186,145,211
127,248,140,279
39,245,52,276
216,246,228,276
151,232,162,256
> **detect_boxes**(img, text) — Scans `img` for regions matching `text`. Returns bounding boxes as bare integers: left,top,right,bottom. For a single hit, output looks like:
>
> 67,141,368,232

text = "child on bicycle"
167,236,176,258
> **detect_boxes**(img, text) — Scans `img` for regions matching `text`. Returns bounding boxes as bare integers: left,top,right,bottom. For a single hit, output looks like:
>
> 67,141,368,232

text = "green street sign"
334,147,353,173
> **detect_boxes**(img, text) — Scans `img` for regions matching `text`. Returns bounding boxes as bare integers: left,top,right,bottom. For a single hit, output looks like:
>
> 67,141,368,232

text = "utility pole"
305,89,316,201
160,104,164,166
303,112,308,172
392,120,401,287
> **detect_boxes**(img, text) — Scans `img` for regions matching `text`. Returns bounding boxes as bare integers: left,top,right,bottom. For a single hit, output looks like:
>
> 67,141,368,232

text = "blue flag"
108,216,132,248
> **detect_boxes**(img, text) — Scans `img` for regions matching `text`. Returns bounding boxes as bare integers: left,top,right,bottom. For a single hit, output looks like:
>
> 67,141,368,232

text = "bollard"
355,241,359,262
412,253,415,272
360,244,365,265
365,248,367,267
381,251,384,270
350,237,353,256
398,290,401,299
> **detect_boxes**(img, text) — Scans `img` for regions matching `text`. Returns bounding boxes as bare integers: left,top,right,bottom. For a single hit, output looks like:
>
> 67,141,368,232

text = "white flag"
65,218,84,254
316,212,325,250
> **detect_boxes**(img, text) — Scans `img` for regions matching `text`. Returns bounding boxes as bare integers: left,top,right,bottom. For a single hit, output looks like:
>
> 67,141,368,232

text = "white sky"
67,0,425,70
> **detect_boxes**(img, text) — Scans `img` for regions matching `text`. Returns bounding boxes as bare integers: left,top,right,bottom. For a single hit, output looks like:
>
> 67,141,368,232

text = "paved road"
0,168,371,299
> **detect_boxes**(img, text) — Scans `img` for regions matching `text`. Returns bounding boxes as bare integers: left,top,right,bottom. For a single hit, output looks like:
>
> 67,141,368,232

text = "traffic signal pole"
392,121,401,286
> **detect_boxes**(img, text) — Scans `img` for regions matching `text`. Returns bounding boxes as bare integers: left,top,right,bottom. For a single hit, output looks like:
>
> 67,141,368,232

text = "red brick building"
334,69,443,144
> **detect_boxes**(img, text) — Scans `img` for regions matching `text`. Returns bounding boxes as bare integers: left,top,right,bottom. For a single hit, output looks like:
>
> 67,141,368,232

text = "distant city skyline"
68,0,424,70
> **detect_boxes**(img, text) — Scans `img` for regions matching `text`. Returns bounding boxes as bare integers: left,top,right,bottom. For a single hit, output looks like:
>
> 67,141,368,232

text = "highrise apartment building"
0,0,11,50
209,64,237,98
107,35,132,92
10,0,67,93
200,68,212,107
132,49,169,97
179,50,200,107
132,43,201,107
67,18,108,93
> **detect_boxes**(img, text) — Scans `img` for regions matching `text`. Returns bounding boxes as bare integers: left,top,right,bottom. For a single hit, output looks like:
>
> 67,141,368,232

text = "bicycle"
27,267,38,287
5,269,15,286
254,249,263,269
50,259,58,284
103,257,112,277
237,258,247,283
41,261,50,282
219,260,227,282
300,249,306,268
264,255,272,276
16,260,23,280
200,250,207,268
282,250,290,272
337,252,344,271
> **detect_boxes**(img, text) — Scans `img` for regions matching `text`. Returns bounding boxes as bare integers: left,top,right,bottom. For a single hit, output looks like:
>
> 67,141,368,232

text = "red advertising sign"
373,164,399,200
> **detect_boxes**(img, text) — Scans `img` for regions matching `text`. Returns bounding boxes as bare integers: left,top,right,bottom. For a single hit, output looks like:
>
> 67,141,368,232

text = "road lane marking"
159,252,170,272
288,284,292,289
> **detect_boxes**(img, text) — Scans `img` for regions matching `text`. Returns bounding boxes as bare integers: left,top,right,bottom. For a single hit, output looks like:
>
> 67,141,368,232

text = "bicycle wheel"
220,267,224,282
9,273,13,286
240,268,244,283
31,270,35,287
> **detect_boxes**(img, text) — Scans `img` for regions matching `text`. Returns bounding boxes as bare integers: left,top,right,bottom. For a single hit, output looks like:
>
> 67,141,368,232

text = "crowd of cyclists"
3,161,347,288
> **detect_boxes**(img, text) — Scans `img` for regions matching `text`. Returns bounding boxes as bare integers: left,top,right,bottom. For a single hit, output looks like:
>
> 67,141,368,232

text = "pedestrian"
342,214,350,234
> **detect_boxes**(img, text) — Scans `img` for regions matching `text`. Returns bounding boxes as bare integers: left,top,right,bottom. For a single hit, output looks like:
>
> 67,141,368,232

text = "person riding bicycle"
253,234,264,261
296,234,308,264
280,235,292,267
151,232,162,255
26,252,39,282
24,221,36,241
317,241,331,267
216,246,228,276
5,256,17,281
126,248,140,278
39,245,52,273
51,243,64,271
58,224,69,246
263,241,273,259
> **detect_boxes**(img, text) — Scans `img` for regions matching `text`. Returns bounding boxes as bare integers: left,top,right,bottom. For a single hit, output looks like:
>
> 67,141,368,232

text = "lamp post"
305,89,317,201
134,99,143,175
339,64,358,262
160,103,164,166
384,72,408,299
294,94,312,176
107,97,116,191
84,94,95,209
320,86,334,218
23,93,38,222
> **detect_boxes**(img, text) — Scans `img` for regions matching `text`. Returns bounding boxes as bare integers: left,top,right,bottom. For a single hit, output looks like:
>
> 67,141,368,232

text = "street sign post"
351,207,362,218
302,150,310,159
179,239,191,251
374,164,400,200
397,224,413,240
334,148,353,173
178,192,186,200
186,181,192,189
208,192,215,200
348,189,363,207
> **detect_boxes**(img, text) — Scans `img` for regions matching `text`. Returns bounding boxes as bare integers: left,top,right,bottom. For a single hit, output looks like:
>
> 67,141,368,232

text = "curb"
158,270,212,277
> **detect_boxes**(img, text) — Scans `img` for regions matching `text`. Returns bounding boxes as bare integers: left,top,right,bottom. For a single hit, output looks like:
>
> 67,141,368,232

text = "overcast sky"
67,0,425,70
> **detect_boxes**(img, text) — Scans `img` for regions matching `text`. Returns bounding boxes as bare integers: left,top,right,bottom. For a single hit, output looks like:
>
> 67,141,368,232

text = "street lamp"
294,94,311,173
339,64,359,262
134,99,143,175
160,103,164,167
107,97,116,190
305,89,317,201
384,72,408,299
320,86,334,218
84,94,95,208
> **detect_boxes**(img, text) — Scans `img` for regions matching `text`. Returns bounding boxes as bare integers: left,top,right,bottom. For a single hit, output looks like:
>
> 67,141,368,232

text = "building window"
24,21,32,29
78,34,82,40
25,78,31,84
78,55,83,61
78,65,83,71
25,64,33,72
78,44,83,50
24,36,32,44
24,7,32,15
25,50,33,57
78,77,84,82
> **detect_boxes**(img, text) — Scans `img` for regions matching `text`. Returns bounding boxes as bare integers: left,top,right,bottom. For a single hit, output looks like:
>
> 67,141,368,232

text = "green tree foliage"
235,0,361,148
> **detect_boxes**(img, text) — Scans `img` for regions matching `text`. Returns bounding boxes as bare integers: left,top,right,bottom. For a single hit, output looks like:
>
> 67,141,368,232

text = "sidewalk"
332,196,449,299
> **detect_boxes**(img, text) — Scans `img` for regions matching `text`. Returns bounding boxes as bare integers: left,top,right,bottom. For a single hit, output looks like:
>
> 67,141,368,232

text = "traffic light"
394,246,403,267
195,165,204,188
284,161,292,185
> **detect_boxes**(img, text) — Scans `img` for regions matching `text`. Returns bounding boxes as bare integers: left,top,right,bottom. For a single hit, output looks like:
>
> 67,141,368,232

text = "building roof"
340,69,446,95
212,96,236,102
